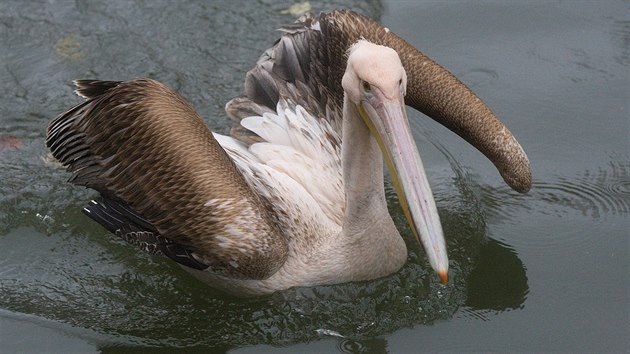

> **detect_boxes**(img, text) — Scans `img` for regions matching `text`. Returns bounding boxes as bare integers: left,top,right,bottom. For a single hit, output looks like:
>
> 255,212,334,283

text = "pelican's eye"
362,80,371,93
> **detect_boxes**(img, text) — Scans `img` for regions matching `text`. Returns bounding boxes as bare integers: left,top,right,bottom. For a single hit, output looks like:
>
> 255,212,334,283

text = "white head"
342,40,407,104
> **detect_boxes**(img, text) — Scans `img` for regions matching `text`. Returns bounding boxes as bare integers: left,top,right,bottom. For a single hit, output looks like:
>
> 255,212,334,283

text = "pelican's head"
342,40,449,284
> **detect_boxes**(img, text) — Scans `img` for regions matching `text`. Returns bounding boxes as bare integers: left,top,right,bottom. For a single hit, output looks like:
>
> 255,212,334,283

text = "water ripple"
482,159,630,221
338,338,379,354
458,68,499,88
608,19,630,66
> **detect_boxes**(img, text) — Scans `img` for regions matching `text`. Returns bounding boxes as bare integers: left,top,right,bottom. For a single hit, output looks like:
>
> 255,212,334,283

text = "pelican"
46,10,531,297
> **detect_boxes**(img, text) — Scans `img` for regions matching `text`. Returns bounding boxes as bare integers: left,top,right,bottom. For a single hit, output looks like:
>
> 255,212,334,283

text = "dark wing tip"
84,198,209,270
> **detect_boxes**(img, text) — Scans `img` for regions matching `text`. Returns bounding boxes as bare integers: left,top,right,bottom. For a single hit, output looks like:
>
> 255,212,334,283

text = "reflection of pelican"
46,11,530,296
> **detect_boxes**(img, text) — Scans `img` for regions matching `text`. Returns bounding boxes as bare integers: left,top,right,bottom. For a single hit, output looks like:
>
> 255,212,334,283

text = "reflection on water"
465,239,528,312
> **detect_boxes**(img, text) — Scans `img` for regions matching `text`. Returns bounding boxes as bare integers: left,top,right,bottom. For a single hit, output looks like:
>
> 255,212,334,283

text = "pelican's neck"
341,97,390,236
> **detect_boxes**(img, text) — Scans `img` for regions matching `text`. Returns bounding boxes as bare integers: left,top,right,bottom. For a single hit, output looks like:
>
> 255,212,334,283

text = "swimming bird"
46,10,531,297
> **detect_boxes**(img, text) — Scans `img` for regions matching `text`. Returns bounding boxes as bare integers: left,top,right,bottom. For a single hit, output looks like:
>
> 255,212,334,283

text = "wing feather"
47,79,288,279
225,13,346,225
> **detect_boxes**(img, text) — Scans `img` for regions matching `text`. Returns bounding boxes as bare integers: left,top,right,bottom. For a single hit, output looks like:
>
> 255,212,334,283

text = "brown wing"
47,79,287,279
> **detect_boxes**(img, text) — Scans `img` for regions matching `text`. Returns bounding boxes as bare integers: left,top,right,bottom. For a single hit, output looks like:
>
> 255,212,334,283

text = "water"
1,0,628,352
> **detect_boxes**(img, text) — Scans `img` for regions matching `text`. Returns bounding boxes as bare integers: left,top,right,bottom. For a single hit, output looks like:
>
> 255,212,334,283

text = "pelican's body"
190,41,415,295
47,11,531,296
